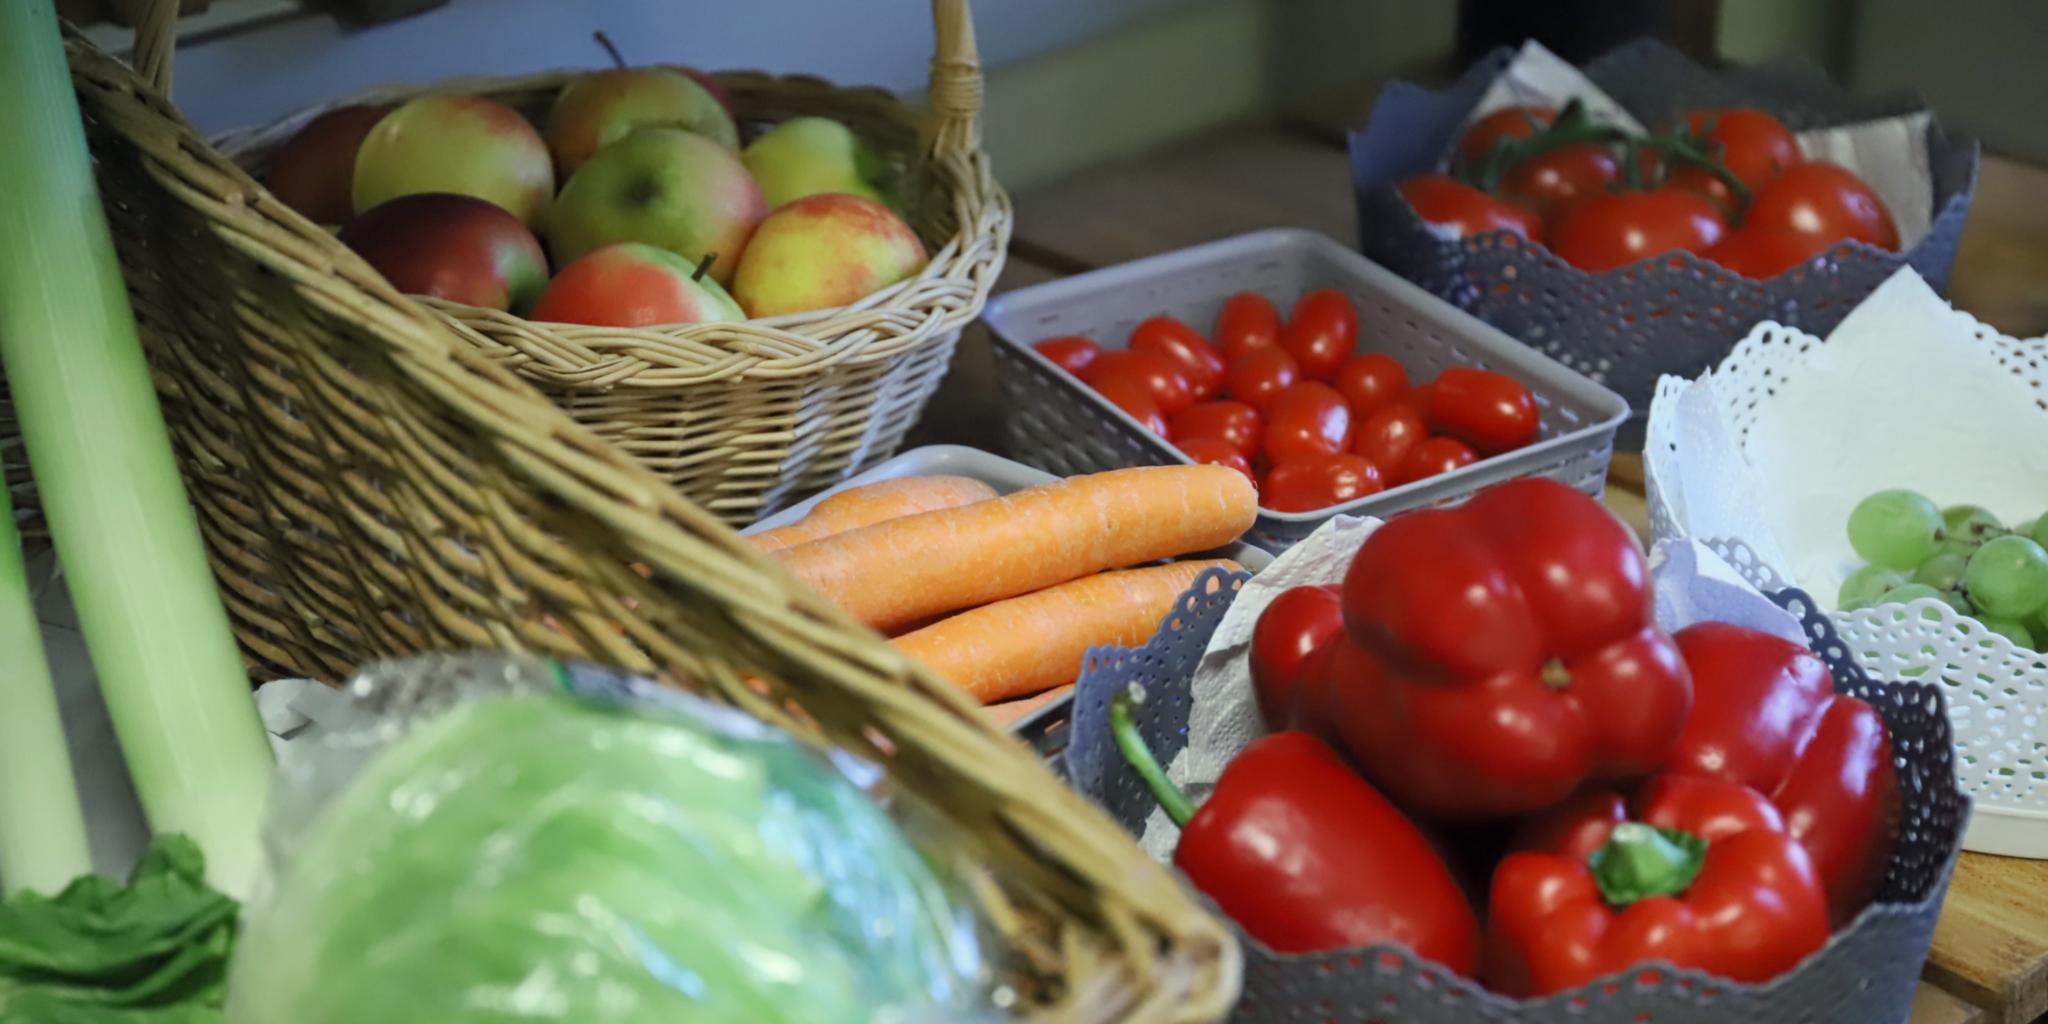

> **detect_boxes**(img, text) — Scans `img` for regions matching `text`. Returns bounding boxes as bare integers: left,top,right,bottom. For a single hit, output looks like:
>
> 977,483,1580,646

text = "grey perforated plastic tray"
1348,39,1980,449
984,229,1628,553
1054,568,1968,1023
742,444,1271,745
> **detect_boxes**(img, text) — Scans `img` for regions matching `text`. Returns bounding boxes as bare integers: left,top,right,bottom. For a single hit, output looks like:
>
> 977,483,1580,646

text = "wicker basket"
8,0,1011,528
18,5,1235,1018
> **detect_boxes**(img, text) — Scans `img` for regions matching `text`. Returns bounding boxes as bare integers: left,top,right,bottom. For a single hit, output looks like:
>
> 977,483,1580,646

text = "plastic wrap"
226,653,988,1024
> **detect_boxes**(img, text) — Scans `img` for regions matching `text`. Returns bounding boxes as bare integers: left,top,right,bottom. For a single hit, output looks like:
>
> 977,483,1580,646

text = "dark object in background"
1457,0,1719,64
316,0,449,26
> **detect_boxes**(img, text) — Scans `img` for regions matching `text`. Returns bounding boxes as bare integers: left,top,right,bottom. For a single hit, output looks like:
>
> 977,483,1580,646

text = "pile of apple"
266,64,927,327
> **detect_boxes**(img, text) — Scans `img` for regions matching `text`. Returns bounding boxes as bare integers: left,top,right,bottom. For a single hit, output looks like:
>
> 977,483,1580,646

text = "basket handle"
131,0,179,94
924,0,983,156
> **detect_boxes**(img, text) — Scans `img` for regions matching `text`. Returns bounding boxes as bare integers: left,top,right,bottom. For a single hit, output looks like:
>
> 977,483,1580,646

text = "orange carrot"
894,559,1240,703
985,684,1075,727
779,465,1256,631
750,475,998,553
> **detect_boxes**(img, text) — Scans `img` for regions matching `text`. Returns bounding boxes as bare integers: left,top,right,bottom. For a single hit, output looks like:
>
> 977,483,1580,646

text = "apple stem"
591,30,627,70
692,253,715,283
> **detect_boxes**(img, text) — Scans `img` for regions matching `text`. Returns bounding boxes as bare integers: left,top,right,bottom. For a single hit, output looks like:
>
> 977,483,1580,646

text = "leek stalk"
0,0,272,898
0,484,93,896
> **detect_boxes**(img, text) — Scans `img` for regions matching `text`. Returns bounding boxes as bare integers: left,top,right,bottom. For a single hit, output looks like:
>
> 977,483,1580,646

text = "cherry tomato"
1501,144,1620,222
1089,372,1168,437
1397,436,1478,484
1392,381,1436,418
1352,404,1427,471
1457,106,1557,164
1033,335,1099,376
1428,367,1539,454
1551,188,1726,272
1283,289,1358,381
1678,108,1802,192
1397,174,1543,242
1264,454,1385,513
1224,347,1299,414
1705,227,1832,279
1334,353,1409,419
1083,349,1193,417
1169,399,1263,459
1264,382,1354,463
1743,162,1898,251
1178,436,1254,483
1130,316,1226,400
1215,292,1283,362
1662,162,1739,218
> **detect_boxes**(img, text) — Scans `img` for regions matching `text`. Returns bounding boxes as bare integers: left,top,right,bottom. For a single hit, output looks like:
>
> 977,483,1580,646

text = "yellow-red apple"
731,193,927,317
339,193,549,313
546,127,767,284
546,67,739,178
352,95,555,226
741,116,891,209
266,104,390,226
529,242,745,327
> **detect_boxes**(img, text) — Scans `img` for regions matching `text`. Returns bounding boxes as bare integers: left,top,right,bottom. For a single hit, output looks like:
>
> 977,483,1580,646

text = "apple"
352,95,555,227
675,67,733,117
546,67,740,178
741,116,893,210
529,241,745,327
339,193,549,313
266,104,390,226
731,193,927,318
547,127,767,284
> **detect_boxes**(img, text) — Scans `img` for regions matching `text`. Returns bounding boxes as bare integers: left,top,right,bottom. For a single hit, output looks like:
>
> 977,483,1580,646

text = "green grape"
1977,616,2036,650
1838,565,1907,610
1847,490,1944,569
1878,583,1947,617
1938,588,1974,614
1911,551,1971,593
1942,504,2006,550
1963,535,2048,617
2033,515,2048,551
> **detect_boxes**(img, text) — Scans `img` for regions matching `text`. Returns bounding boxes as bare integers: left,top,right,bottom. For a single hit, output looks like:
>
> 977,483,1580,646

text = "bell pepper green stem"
1111,684,1196,828
1589,822,1708,908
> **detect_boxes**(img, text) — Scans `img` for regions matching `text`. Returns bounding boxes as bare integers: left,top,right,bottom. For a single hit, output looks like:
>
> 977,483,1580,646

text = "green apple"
529,241,743,327
547,127,767,285
732,193,927,317
741,116,892,209
352,95,555,227
545,67,739,178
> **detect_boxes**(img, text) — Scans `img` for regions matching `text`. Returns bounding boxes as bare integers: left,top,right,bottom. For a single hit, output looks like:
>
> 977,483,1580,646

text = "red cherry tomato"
1457,106,1557,164
1501,144,1620,223
1551,188,1727,272
1032,335,1099,376
1428,367,1539,454
1662,162,1739,218
1264,382,1354,463
1083,349,1194,417
1129,316,1226,400
1264,454,1385,513
1397,436,1478,484
1170,400,1263,459
1334,353,1410,419
1282,290,1358,382
1705,227,1833,279
1224,348,1300,415
1679,108,1802,192
1743,162,1898,251
1391,381,1436,418
1178,436,1254,483
1215,292,1283,362
1352,405,1427,471
1088,372,1168,436
1397,174,1543,242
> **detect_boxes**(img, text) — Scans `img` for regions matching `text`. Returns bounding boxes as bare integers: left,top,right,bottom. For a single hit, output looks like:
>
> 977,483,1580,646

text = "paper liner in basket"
1646,266,2048,857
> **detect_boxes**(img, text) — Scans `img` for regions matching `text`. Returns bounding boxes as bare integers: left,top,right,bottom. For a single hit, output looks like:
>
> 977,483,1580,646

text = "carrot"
894,559,1240,703
750,475,998,553
985,685,1075,727
779,465,1256,631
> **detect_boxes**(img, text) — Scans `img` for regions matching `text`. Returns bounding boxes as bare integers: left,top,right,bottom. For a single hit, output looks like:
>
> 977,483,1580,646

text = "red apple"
547,127,767,284
545,67,738,178
265,104,391,226
353,95,556,227
529,241,746,327
732,193,927,317
676,67,733,117
339,193,549,313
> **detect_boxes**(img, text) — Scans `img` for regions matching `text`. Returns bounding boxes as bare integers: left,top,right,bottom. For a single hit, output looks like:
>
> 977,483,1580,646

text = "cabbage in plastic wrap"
225,655,984,1023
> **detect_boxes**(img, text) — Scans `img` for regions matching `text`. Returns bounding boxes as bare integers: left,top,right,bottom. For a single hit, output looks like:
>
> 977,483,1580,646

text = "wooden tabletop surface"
922,83,2048,1023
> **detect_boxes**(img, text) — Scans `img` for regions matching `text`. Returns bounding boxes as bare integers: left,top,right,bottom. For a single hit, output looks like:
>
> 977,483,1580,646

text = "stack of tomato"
1396,100,1900,279
1032,290,1543,513
1115,479,1903,998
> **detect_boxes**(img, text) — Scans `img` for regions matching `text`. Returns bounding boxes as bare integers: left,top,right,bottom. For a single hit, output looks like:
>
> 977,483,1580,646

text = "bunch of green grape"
1839,489,2048,650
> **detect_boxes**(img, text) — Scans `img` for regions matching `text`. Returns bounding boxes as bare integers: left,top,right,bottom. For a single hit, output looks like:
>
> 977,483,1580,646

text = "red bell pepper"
1113,685,1480,971
1333,478,1694,818
1486,773,1831,997
1249,584,1344,731
1667,622,1900,924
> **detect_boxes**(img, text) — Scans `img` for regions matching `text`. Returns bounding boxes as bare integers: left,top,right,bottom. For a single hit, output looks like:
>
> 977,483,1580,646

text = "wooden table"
926,94,2048,1024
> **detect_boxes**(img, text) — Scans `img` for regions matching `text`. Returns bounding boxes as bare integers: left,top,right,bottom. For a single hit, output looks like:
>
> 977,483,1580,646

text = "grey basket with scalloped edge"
1056,567,1968,1024
1347,38,1980,449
